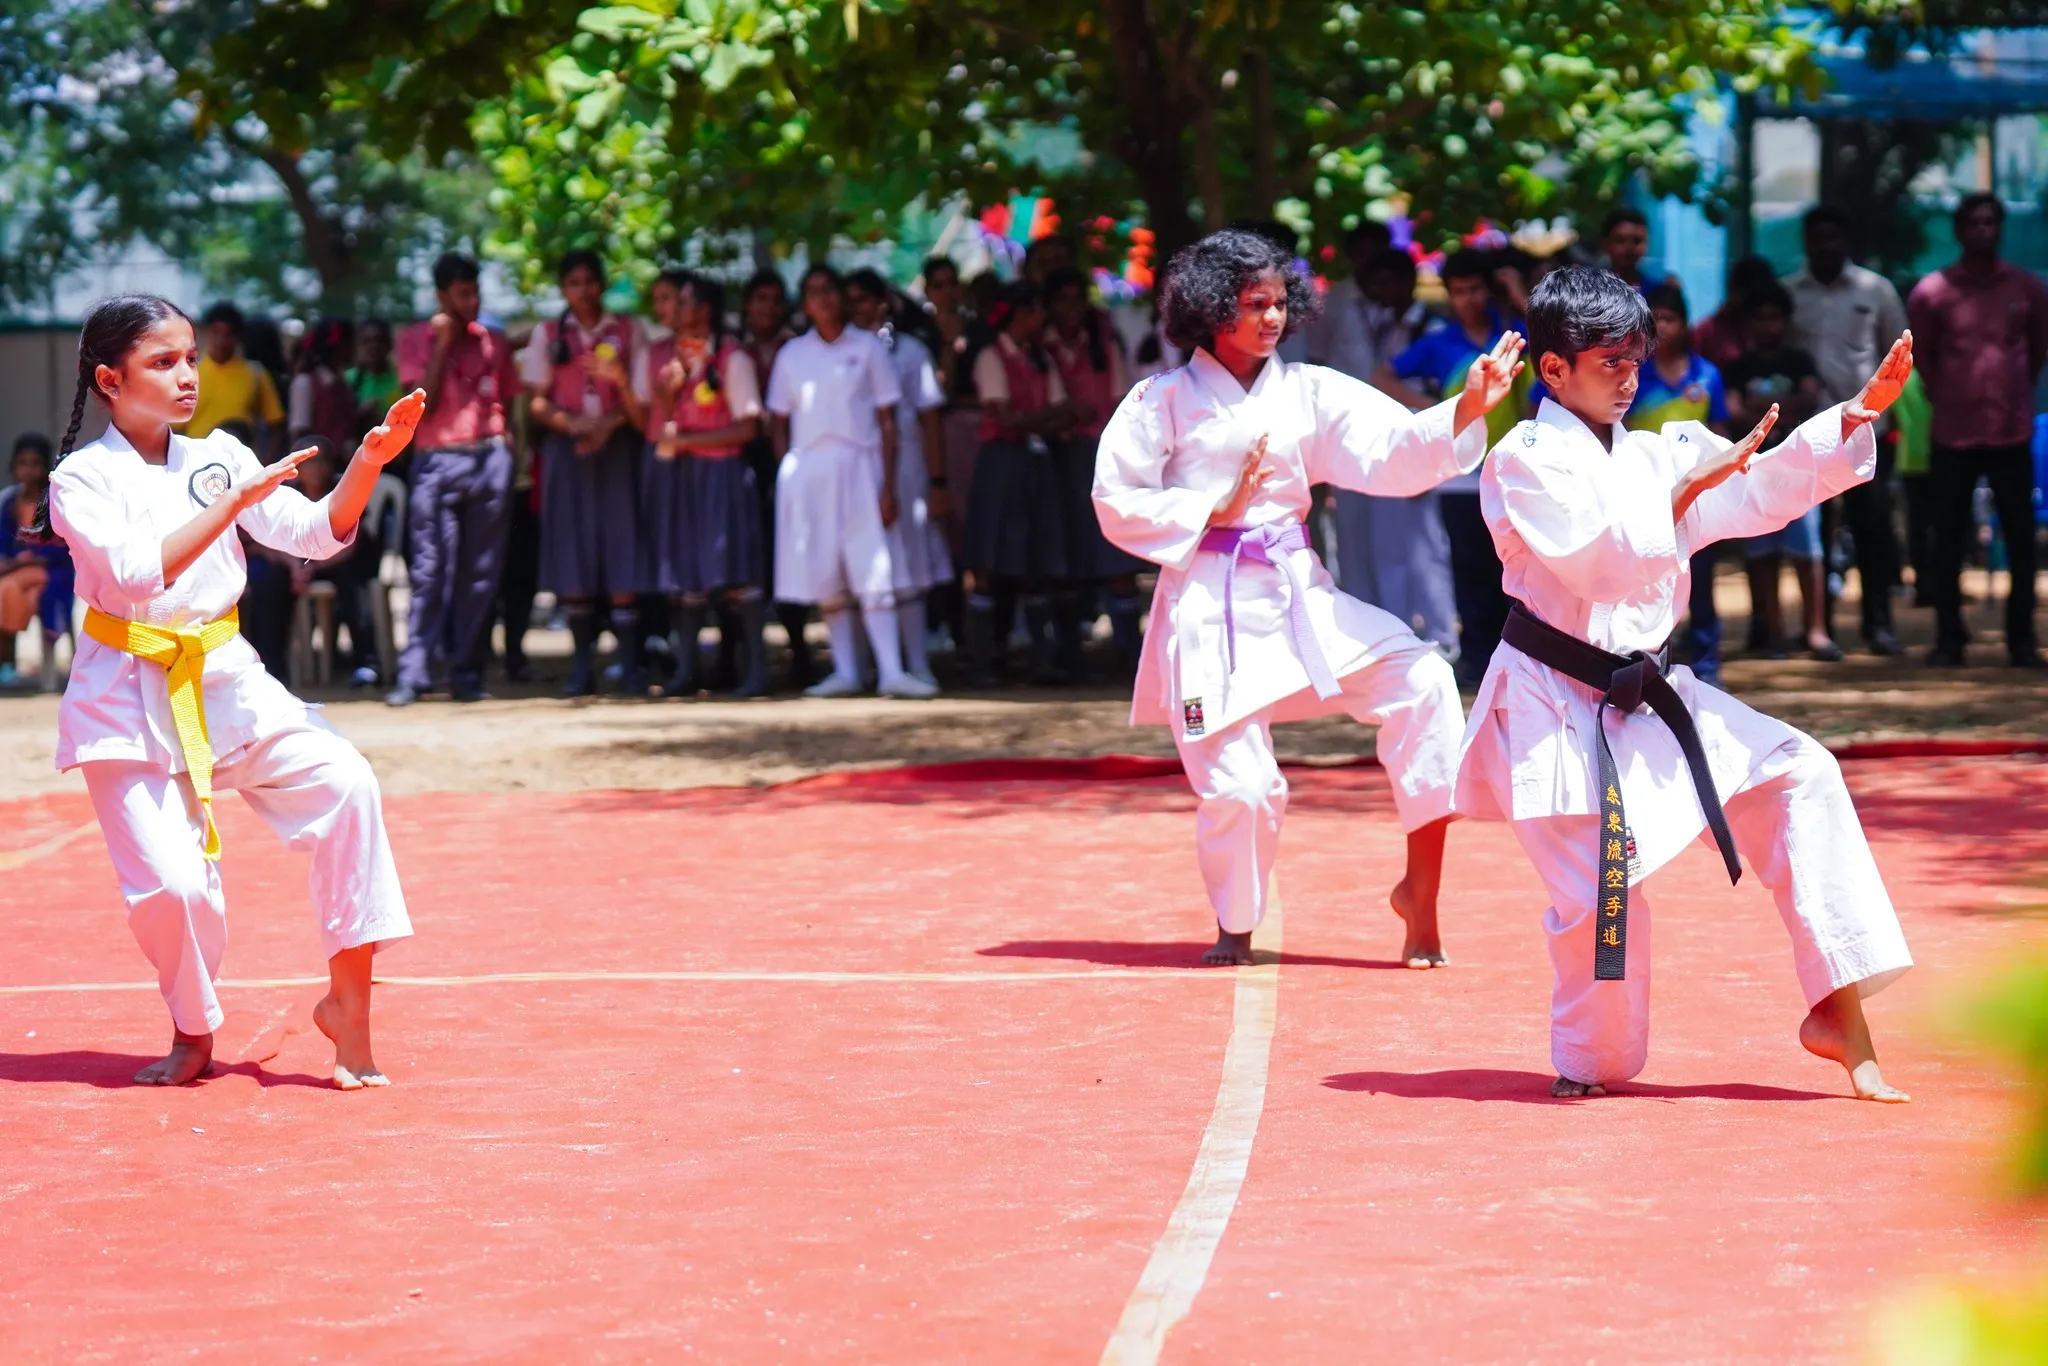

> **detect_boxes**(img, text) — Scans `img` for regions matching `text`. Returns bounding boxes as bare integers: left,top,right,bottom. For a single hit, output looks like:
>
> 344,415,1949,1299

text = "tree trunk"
1193,94,1227,230
227,129,355,309
1246,47,1276,218
1098,0,1199,263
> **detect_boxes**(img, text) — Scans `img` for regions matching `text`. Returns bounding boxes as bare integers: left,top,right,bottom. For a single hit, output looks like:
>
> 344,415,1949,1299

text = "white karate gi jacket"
1455,398,1879,876
48,426,353,773
1093,349,1484,735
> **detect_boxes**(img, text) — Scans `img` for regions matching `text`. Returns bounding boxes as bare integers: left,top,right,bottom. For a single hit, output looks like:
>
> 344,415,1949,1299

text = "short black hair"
1526,266,1653,369
742,267,788,302
1955,191,2005,229
1440,249,1490,286
198,302,245,334
556,248,605,283
1802,204,1852,237
11,431,52,465
844,267,890,300
1646,281,1689,322
433,251,481,292
1361,247,1417,283
799,263,845,294
922,255,959,285
1344,219,1394,253
1601,206,1649,238
1724,253,1780,304
1159,228,1320,355
1748,281,1793,317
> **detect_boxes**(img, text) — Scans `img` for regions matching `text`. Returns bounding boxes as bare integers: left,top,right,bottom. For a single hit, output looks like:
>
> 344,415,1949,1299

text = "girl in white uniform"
1454,266,1915,1101
846,268,953,688
42,295,424,1089
766,265,938,699
1093,230,1522,966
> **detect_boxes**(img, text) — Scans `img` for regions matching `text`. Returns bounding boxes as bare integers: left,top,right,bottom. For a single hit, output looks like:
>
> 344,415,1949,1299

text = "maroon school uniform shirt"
1906,259,2048,449
397,320,520,450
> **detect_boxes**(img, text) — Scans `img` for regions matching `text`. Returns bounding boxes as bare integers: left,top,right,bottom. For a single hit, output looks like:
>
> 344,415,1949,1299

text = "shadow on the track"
0,1050,331,1090
1322,1068,1839,1103
979,939,1404,970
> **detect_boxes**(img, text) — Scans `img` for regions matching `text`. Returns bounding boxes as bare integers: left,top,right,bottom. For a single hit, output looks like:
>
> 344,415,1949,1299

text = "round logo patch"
188,462,233,507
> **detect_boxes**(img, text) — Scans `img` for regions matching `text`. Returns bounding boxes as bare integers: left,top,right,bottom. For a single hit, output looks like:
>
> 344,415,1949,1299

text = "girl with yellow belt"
42,295,424,1089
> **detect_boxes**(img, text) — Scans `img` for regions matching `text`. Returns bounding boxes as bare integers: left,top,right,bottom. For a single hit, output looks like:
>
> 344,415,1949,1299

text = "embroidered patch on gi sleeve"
1182,697,1206,737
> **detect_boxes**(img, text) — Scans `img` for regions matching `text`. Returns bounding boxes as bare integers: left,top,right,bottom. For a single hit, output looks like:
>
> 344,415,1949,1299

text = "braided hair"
551,249,608,367
33,294,189,537
665,268,729,394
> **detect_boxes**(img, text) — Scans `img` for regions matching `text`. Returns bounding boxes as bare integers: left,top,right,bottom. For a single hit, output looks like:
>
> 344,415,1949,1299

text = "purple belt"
1198,522,1341,700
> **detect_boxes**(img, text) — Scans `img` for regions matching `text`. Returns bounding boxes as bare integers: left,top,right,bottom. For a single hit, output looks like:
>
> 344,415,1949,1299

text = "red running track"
0,755,2042,1362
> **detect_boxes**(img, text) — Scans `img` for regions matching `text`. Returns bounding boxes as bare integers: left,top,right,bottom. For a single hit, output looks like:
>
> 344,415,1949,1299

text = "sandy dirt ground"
6,569,2047,799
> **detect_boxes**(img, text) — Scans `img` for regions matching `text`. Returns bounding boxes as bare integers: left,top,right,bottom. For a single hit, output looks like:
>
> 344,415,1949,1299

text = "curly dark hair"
1158,228,1319,355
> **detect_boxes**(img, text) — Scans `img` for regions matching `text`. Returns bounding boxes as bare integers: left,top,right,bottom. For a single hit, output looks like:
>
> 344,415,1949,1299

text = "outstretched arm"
1308,345,1515,497
324,389,426,538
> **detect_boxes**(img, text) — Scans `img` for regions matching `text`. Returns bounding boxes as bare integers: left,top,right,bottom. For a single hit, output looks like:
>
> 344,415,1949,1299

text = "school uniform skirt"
539,427,643,599
643,445,764,595
961,438,1070,580
888,443,954,595
1056,433,1146,579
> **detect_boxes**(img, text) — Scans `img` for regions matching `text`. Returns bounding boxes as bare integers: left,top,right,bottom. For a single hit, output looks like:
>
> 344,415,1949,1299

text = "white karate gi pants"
81,721,412,1036
1517,734,1912,1086
1172,634,1462,933
774,443,895,610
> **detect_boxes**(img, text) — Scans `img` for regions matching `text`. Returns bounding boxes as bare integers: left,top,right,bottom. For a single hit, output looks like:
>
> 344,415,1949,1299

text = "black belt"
1500,602,1741,980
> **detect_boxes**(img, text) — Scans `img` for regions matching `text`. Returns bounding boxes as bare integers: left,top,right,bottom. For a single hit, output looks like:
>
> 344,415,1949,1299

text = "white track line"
0,967,1222,997
1101,882,1284,1364
0,821,98,873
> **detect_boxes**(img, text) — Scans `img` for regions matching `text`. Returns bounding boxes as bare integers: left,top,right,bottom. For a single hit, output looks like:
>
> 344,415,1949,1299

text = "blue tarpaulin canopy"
1760,40,2048,120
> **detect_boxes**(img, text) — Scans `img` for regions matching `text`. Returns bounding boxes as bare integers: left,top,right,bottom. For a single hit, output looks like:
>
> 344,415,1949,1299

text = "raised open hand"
1453,331,1527,433
1209,434,1275,527
1673,404,1778,522
233,446,318,512
1851,331,1914,420
361,389,427,468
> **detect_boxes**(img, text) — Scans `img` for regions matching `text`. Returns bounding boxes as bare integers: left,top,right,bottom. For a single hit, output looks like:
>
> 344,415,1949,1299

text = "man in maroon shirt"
386,252,523,704
1908,192,2048,668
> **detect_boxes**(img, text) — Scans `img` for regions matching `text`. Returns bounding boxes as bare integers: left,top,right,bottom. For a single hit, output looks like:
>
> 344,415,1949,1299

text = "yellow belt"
82,605,241,861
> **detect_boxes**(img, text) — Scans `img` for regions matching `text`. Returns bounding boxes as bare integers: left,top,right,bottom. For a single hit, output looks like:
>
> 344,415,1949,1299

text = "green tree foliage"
0,0,489,314
203,0,1820,284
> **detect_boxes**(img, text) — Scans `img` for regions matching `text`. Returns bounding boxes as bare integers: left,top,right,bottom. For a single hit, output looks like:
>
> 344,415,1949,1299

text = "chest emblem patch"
188,462,233,508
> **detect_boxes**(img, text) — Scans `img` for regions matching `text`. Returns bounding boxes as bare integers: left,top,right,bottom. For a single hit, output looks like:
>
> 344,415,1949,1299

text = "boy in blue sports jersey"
1374,250,1535,682
1629,283,1730,680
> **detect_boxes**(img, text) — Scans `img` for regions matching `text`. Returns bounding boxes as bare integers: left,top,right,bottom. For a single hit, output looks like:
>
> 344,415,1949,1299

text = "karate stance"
1094,229,1523,966
43,294,423,1089
1455,267,1915,1100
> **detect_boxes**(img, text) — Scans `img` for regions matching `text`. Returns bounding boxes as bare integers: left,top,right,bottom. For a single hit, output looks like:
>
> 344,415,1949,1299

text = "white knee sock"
860,600,906,687
823,608,862,683
897,597,930,677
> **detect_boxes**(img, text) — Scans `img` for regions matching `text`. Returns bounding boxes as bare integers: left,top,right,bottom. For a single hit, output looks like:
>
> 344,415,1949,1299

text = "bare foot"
1390,878,1448,969
313,993,388,1090
134,1030,214,1086
1201,928,1256,966
1552,1075,1608,1098
1800,988,1909,1102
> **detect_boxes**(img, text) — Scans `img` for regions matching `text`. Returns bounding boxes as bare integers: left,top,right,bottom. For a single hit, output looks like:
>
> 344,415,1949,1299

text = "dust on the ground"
5,648,2048,801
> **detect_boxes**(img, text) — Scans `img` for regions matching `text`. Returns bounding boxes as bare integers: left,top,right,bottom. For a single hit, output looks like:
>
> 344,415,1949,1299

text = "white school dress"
766,327,905,606
881,327,953,594
1454,397,1879,878
49,426,354,774
1092,349,1484,736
